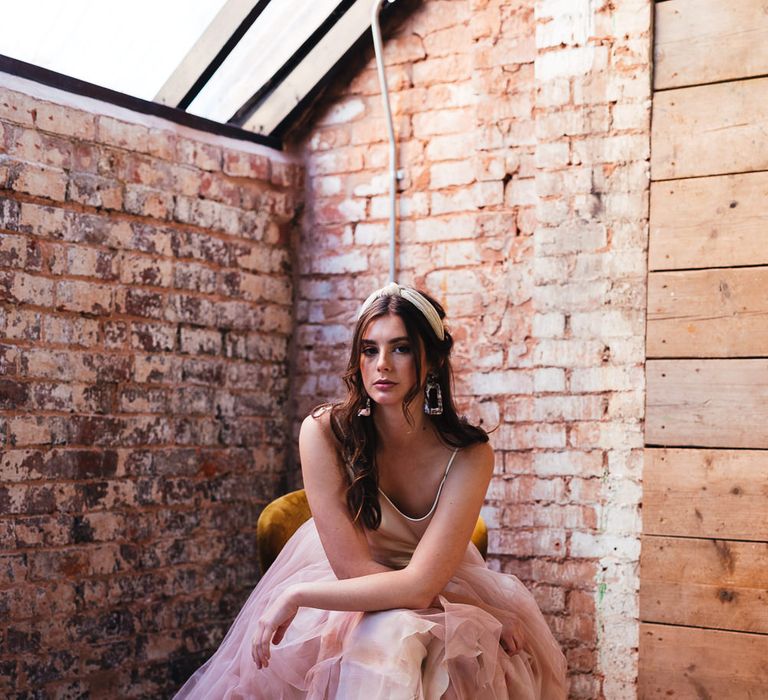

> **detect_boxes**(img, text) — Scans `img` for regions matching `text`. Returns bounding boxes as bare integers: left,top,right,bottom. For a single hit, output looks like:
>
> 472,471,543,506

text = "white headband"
357,282,445,340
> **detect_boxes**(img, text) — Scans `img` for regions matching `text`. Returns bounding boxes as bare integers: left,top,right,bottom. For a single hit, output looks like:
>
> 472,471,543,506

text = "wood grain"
647,267,768,357
649,172,768,270
646,359,768,447
644,448,768,541
655,0,768,90
640,535,768,633
639,623,768,698
651,78,768,180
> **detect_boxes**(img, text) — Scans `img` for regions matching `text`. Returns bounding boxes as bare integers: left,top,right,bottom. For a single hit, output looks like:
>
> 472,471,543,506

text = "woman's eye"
362,347,377,356
394,345,411,354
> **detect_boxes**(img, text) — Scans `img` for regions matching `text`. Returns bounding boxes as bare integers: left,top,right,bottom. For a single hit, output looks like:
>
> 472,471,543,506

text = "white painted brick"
534,450,603,477
533,339,605,367
403,215,477,243
354,222,388,245
535,198,569,225
571,133,650,165
569,365,644,393
611,100,651,131
572,251,646,280
353,174,388,196
475,155,506,182
532,312,566,338
569,310,644,338
425,134,475,161
310,250,368,274
533,255,571,284
431,189,476,214
535,46,608,81
535,280,610,311
607,449,643,481
412,108,474,137
314,176,342,196
430,161,476,188
505,177,536,206
533,395,604,422
469,370,533,395
473,181,504,207
534,367,566,393
536,78,570,107
370,192,429,219
570,532,641,559
535,222,607,256
531,528,567,557
603,191,650,220
318,98,366,125
535,141,570,168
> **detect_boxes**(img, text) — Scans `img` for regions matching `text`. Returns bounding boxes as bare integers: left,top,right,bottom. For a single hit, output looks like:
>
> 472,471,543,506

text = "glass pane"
0,0,227,101
186,0,340,122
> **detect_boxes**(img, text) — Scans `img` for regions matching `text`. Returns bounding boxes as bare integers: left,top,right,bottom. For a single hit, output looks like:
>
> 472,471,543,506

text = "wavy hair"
319,288,488,530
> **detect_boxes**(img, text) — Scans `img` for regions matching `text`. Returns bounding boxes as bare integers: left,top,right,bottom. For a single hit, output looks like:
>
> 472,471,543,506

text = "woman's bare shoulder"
456,440,494,474
300,405,334,440
299,406,341,462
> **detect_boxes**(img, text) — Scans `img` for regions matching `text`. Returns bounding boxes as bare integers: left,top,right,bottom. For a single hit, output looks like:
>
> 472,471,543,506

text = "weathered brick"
67,172,124,209
56,280,113,315
124,185,174,219
8,160,68,200
34,102,97,139
0,270,55,305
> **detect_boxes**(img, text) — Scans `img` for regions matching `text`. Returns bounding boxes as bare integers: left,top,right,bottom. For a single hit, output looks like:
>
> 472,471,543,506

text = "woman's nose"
376,349,390,370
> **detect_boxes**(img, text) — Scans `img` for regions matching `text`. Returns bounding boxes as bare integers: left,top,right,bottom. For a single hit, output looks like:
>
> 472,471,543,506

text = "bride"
174,282,567,699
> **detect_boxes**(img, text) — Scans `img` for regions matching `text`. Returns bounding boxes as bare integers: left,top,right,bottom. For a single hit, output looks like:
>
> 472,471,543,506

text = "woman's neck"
373,401,435,451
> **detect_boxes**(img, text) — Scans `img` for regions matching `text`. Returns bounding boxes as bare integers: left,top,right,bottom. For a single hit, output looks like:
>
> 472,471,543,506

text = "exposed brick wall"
0,78,302,697
289,0,651,697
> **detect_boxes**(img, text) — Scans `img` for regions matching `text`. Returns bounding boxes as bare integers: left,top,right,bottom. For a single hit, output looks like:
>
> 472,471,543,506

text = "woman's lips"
373,380,396,388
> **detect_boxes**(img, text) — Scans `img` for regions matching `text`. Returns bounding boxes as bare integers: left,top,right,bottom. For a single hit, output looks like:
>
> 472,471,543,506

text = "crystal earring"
358,397,371,417
424,373,443,416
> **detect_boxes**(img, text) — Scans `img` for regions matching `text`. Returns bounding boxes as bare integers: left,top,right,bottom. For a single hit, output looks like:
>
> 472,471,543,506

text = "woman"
175,283,567,699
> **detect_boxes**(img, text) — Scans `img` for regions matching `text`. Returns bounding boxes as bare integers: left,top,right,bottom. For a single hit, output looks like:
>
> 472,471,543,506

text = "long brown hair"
320,288,488,530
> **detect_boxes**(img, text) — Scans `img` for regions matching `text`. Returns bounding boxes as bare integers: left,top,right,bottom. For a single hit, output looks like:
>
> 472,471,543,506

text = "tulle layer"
174,519,566,700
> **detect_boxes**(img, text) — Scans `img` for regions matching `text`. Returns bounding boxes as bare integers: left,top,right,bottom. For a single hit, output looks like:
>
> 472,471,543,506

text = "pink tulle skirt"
173,519,567,699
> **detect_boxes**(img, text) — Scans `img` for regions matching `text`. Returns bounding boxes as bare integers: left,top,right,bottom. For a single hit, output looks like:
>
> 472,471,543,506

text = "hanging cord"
371,0,398,283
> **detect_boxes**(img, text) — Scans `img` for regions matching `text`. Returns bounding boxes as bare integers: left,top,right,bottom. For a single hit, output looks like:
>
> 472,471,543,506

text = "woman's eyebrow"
361,336,410,345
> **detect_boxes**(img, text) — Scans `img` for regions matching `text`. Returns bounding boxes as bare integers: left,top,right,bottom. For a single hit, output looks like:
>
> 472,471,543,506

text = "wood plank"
644,448,768,541
651,78,768,180
647,267,768,357
646,359,768,448
649,172,768,270
640,536,768,633
654,0,768,90
639,623,768,698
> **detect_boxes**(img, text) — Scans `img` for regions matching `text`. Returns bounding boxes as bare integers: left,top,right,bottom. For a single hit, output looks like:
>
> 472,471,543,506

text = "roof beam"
154,0,268,109
241,0,373,136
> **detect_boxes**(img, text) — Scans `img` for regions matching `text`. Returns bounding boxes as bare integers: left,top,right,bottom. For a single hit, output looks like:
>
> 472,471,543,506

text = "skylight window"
0,0,403,140
0,0,228,101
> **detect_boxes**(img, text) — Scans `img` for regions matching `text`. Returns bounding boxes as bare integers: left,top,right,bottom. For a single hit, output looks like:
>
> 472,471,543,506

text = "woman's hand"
251,586,300,669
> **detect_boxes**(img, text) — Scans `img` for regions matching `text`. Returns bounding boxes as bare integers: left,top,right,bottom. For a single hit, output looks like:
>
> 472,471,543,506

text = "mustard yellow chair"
257,488,488,575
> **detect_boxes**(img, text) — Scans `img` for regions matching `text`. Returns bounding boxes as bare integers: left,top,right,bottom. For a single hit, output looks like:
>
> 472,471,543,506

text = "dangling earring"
358,396,371,417
424,373,443,416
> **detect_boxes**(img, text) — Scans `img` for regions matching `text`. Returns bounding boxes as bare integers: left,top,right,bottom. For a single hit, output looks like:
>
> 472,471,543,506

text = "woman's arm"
299,410,394,579
253,440,495,667
299,439,493,609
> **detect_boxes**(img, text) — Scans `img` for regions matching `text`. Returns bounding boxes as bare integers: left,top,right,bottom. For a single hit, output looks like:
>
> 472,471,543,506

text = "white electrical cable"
371,0,398,284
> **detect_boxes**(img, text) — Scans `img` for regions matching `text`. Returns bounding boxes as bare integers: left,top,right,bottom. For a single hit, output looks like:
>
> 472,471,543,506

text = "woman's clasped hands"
251,585,301,669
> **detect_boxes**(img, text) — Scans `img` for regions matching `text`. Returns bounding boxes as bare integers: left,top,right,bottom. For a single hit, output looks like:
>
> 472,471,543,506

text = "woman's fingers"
251,622,275,669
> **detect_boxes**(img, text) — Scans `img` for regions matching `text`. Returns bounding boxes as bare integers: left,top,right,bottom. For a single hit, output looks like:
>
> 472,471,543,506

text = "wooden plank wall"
642,0,768,696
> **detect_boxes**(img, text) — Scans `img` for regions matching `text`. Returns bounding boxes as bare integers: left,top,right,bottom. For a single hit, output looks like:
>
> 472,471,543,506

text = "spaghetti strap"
379,448,459,522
